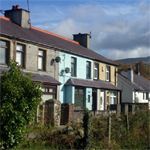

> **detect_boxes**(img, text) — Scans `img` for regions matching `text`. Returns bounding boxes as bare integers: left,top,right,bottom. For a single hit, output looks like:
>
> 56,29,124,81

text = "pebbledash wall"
0,36,60,101
58,51,100,110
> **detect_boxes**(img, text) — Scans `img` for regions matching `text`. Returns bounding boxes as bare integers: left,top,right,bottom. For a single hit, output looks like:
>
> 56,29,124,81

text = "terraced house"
0,6,121,118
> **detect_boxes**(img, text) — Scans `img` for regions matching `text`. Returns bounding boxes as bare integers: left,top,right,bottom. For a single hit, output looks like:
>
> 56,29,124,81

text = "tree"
0,60,43,149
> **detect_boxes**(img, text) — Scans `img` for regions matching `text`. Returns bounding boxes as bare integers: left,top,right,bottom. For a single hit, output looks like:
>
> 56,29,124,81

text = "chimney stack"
127,66,133,82
73,33,91,49
5,5,30,29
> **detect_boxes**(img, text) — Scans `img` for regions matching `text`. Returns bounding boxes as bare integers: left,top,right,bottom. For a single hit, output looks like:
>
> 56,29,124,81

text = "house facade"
59,33,121,111
0,5,121,114
118,67,150,105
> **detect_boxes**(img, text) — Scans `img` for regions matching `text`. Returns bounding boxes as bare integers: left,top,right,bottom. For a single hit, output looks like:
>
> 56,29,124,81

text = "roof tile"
0,16,117,66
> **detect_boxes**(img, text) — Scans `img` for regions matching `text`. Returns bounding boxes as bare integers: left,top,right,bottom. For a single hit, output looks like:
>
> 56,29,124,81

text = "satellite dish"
65,67,70,73
55,56,61,63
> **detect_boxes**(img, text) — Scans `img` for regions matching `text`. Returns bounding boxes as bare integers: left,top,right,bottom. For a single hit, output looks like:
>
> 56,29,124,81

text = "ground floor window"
110,91,117,104
146,93,149,100
41,85,57,99
75,87,85,110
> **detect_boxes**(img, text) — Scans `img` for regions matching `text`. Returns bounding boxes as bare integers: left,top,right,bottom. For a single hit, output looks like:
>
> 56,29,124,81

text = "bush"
1,60,42,149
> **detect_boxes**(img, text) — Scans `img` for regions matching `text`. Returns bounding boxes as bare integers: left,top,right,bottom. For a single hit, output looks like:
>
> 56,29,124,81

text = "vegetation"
16,106,149,149
115,61,150,80
0,60,42,149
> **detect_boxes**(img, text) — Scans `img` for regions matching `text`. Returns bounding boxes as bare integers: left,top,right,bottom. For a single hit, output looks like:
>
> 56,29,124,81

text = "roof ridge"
31,26,79,45
0,15,11,21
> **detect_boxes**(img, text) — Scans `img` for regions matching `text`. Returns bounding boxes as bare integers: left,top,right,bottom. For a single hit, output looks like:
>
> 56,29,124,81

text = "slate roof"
118,71,150,92
0,16,117,66
0,68,61,85
65,78,121,91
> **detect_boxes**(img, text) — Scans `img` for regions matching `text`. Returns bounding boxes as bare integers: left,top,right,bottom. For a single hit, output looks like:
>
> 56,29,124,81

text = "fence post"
117,104,121,116
108,106,111,148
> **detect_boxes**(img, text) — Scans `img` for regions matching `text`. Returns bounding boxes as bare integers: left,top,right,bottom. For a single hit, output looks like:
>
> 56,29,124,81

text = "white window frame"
0,40,9,64
94,63,99,79
38,49,46,71
110,91,117,104
16,43,25,67
106,66,110,81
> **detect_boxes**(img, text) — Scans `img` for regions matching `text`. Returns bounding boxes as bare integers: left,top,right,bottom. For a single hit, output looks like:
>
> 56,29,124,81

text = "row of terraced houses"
0,6,149,123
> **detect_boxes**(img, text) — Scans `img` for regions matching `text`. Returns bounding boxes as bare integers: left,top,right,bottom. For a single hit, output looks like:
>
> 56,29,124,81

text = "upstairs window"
71,57,76,76
94,63,99,79
38,49,46,71
86,61,91,79
106,66,110,81
0,40,10,64
16,44,25,67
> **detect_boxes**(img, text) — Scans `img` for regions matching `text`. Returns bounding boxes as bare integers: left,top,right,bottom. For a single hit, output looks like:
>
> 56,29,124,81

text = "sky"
0,0,150,60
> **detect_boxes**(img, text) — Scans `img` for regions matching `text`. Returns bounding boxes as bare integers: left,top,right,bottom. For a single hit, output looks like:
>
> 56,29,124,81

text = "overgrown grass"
17,108,150,149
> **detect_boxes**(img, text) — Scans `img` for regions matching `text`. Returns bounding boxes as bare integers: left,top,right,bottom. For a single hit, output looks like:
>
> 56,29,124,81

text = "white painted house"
118,66,150,106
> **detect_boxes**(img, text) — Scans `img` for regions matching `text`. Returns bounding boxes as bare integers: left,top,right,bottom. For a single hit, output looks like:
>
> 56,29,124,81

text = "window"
107,96,109,105
0,40,10,64
146,93,149,100
143,92,145,100
106,66,110,81
75,88,85,110
94,63,99,79
41,85,56,99
86,61,91,79
38,49,46,71
16,44,25,67
110,91,117,104
71,57,76,76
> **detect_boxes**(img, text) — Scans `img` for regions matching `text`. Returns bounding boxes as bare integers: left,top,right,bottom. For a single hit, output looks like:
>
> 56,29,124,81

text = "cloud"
105,47,150,60
32,1,150,60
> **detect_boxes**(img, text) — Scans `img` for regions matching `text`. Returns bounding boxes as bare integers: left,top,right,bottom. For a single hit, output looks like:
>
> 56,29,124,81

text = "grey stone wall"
4,38,60,80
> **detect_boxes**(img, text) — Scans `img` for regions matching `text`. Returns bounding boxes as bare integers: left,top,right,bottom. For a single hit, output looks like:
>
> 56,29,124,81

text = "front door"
92,89,97,111
100,90,104,110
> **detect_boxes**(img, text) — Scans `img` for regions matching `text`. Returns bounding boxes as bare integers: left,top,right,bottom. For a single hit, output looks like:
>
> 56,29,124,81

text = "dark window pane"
86,61,91,78
71,57,76,76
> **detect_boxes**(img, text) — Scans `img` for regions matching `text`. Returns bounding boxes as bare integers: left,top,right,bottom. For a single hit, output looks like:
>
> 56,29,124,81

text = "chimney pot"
16,5,20,9
12,5,16,10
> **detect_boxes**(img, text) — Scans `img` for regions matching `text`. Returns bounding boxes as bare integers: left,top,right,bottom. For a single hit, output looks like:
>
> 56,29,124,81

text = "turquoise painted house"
58,33,121,111
59,51,95,110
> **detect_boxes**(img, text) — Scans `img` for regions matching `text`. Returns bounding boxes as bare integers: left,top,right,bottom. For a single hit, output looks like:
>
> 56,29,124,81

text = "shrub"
1,60,42,149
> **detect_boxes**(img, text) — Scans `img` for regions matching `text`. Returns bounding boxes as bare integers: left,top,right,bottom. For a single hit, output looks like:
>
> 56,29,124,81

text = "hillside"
115,56,150,65
114,61,150,81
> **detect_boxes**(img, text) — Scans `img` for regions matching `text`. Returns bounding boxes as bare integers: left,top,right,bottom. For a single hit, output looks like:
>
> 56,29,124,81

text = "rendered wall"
118,78,133,103
93,61,117,86
59,51,93,103
86,88,92,110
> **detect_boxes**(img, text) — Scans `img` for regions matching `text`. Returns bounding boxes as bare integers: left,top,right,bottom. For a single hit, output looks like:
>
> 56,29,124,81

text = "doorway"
92,89,97,111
